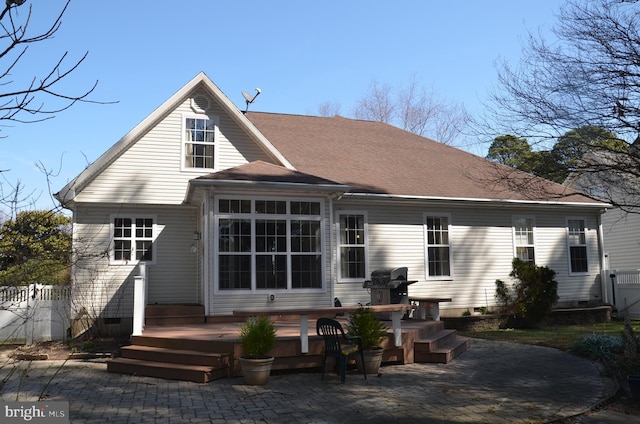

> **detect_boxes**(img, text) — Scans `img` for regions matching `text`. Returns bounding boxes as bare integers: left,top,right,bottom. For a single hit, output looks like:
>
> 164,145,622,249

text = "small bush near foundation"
495,258,558,328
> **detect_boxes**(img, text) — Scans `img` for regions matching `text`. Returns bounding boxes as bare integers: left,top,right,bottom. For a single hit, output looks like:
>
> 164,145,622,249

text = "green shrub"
239,315,277,358
347,307,387,350
569,334,624,361
495,258,559,328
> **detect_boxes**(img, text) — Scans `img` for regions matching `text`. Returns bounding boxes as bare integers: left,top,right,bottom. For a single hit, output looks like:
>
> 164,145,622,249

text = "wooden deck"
107,312,470,383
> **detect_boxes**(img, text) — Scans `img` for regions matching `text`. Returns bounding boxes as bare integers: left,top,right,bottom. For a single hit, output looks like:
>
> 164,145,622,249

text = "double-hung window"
217,198,323,291
513,216,535,262
424,214,452,278
567,218,588,274
184,116,216,169
337,212,367,281
111,217,155,264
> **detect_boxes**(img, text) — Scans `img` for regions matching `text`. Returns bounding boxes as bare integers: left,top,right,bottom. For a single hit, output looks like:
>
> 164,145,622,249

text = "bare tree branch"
351,75,469,145
0,0,112,137
353,80,395,123
477,0,640,211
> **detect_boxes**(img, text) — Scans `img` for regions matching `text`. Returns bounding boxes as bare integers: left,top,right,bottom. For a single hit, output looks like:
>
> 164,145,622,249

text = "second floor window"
184,117,215,169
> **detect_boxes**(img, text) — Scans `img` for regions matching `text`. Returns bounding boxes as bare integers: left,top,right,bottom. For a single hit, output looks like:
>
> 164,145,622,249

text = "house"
565,148,640,316
56,72,610,335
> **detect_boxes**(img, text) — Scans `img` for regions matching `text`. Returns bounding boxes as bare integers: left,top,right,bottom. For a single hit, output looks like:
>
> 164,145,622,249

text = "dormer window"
184,115,216,169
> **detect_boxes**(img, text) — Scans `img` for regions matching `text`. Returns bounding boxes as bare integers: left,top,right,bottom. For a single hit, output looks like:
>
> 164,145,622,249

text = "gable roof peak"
56,72,295,205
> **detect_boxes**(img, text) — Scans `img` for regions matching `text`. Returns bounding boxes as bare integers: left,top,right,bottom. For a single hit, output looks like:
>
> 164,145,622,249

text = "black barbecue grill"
363,267,418,319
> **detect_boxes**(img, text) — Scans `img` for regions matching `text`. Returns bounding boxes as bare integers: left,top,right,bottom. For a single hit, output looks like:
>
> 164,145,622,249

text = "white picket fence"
0,284,71,344
607,270,640,318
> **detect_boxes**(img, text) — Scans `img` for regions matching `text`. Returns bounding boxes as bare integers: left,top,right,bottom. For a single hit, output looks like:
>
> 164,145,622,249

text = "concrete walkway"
0,338,633,423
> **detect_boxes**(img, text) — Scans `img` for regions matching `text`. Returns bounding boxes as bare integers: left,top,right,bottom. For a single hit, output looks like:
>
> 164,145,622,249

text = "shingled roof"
196,160,346,187
244,112,601,205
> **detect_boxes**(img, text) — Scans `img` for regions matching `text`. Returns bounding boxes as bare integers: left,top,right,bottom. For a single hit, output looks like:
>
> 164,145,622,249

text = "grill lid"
370,267,408,282
363,267,417,288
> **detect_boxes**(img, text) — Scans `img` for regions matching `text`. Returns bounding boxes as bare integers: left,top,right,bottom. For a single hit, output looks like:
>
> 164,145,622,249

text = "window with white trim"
567,218,588,273
424,214,452,278
337,212,367,281
513,216,535,262
184,116,216,169
217,198,323,291
111,217,155,263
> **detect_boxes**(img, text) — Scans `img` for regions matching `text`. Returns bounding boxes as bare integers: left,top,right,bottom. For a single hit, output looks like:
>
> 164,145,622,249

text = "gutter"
340,192,611,208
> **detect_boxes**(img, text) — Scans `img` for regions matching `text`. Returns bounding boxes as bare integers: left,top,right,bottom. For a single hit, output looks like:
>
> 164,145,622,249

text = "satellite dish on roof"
242,88,261,113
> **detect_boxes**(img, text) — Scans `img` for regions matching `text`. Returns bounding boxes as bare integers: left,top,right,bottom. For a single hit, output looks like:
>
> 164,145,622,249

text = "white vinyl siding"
74,94,274,205
333,200,603,311
71,205,199,319
601,207,640,271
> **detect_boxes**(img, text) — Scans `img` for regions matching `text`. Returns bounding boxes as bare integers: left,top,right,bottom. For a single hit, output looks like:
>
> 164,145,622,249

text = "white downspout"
597,210,608,304
202,194,211,316
329,195,335,307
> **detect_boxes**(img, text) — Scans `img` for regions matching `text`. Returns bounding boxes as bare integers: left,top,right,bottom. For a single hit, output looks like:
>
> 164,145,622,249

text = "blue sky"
0,0,565,211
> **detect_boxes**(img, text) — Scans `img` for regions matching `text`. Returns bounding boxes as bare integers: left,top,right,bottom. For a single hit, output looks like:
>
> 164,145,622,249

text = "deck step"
107,357,228,383
414,329,458,352
120,345,230,368
146,315,205,325
145,304,205,326
414,332,470,364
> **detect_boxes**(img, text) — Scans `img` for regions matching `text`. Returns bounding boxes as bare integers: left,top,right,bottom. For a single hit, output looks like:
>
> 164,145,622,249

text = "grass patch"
458,319,640,351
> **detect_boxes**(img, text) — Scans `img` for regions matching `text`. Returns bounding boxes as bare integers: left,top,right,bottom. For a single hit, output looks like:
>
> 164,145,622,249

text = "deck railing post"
300,314,309,354
132,263,147,336
391,310,403,347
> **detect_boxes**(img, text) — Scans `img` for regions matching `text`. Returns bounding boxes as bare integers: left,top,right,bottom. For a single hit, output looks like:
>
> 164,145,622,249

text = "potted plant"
238,315,277,385
347,307,388,375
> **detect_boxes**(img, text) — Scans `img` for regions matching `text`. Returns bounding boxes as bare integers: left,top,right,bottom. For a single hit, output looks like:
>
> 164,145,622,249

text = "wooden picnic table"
233,304,414,354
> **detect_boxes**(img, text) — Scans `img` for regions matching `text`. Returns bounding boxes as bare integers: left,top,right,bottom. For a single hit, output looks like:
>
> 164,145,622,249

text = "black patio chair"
316,317,366,383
